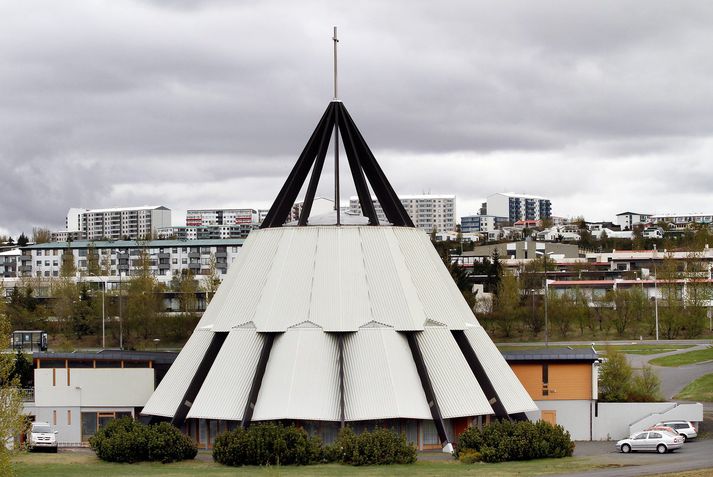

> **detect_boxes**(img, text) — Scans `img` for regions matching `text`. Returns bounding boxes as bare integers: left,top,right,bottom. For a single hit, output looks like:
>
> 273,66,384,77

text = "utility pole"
333,26,341,225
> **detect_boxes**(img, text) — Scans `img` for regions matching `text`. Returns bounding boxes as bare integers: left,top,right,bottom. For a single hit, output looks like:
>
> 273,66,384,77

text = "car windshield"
33,425,52,433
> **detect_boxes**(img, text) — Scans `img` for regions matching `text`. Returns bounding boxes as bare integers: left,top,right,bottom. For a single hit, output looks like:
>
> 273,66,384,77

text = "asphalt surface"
558,438,713,477
626,343,713,399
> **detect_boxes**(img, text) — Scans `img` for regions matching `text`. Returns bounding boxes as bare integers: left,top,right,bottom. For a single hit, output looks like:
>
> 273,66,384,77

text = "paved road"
560,438,713,477
626,343,713,399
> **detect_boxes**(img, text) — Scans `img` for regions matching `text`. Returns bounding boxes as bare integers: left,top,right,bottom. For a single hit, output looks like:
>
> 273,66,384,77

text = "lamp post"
101,279,106,349
544,279,549,348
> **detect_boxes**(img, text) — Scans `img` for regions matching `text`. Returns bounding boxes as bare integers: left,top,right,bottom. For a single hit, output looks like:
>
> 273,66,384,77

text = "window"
649,432,661,438
634,433,647,440
44,261,50,266
172,258,178,264
182,258,187,264
172,248,178,254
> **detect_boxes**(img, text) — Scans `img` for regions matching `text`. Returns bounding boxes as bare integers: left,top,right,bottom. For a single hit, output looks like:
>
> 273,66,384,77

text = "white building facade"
486,193,552,224
615,211,651,230
186,209,259,226
349,195,456,233
56,206,172,241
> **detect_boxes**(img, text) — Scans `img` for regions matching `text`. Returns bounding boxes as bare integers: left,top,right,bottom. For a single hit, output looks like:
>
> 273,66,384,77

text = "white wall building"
460,215,508,233
19,239,244,282
615,211,651,230
68,206,172,241
186,209,259,226
649,213,713,229
23,351,175,446
486,193,552,224
349,195,456,233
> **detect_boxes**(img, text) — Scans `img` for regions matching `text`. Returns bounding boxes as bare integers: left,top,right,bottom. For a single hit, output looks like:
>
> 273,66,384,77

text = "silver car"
656,420,698,442
616,430,683,454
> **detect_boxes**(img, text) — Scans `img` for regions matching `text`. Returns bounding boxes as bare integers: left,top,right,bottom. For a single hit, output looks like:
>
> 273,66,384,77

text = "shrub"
330,427,417,466
147,422,198,463
458,449,481,464
212,423,322,466
89,417,197,464
456,420,574,463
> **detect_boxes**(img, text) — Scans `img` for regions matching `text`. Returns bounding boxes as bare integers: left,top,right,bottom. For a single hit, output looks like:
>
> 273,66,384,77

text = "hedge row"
89,418,197,464
213,424,416,467
456,420,574,463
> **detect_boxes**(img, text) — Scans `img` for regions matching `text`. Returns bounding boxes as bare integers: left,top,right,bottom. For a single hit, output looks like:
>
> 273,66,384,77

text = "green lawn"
11,451,617,477
674,373,713,402
649,346,713,367
496,344,694,355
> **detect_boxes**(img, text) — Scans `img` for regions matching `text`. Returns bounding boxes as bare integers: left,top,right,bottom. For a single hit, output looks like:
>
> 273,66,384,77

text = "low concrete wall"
528,401,704,441
593,402,703,440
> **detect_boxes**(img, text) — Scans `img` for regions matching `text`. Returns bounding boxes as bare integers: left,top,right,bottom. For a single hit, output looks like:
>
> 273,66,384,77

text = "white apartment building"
649,213,713,229
19,239,244,282
156,224,257,240
486,193,552,224
348,195,456,233
186,208,259,226
460,215,508,233
616,211,651,230
59,206,172,241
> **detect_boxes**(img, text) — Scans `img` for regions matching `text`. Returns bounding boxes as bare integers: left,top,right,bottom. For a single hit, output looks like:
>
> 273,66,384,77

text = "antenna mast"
333,26,341,223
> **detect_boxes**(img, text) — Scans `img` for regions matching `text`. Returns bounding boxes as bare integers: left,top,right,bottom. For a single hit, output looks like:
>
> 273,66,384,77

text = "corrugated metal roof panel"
211,226,477,332
252,328,340,421
393,228,478,330
141,328,213,417
343,328,431,421
211,229,282,331
187,329,264,420
416,326,493,418
463,326,538,414
253,228,319,332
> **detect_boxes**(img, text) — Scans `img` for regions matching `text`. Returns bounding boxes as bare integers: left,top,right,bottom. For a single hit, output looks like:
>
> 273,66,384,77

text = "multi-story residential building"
186,208,259,226
0,249,20,278
156,224,257,240
615,211,651,230
55,206,172,241
460,215,508,233
18,239,244,281
349,195,456,233
486,193,551,224
649,213,713,229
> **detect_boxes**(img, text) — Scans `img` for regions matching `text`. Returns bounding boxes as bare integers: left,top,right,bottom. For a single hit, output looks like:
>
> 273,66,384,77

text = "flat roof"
23,238,246,250
33,350,178,364
502,347,599,362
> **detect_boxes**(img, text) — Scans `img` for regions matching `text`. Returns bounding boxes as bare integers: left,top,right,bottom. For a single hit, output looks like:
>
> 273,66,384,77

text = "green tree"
493,272,521,337
16,233,29,247
0,290,26,475
204,254,222,304
32,227,52,244
86,242,101,277
629,365,662,402
60,246,76,277
125,247,164,343
599,347,632,402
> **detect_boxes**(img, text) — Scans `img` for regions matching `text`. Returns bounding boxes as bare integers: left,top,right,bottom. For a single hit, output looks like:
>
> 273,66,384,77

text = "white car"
616,430,683,454
28,422,58,452
656,420,698,442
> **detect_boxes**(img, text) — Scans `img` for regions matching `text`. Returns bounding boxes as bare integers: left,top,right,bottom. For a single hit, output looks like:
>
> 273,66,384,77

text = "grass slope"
12,451,611,477
649,346,713,367
674,373,713,402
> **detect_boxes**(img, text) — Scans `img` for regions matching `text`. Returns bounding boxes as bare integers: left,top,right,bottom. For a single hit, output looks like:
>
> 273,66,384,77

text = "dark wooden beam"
405,332,449,446
241,333,276,428
171,332,228,428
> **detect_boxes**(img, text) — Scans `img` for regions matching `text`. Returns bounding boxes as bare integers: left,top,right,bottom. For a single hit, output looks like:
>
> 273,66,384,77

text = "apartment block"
19,239,244,280
186,209,259,226
460,214,508,233
56,206,172,241
649,213,713,229
486,193,551,224
348,195,456,233
156,224,257,240
616,211,651,230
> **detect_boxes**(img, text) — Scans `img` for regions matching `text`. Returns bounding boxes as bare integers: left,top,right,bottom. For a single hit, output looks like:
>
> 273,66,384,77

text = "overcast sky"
1,0,712,237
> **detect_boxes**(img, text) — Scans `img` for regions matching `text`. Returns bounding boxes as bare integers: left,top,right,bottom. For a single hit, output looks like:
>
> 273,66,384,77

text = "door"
631,432,648,450
541,410,556,425
646,432,662,451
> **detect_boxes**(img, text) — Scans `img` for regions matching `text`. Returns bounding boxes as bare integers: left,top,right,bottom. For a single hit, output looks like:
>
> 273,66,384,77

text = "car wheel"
657,444,667,454
679,434,686,442
52,447,58,454
621,444,631,453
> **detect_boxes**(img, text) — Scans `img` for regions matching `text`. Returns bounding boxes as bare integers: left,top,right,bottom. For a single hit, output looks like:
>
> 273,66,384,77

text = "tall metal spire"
333,26,341,223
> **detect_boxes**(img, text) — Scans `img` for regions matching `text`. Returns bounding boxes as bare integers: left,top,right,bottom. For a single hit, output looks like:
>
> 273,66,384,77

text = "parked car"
616,430,683,454
645,425,678,436
655,420,697,442
28,422,58,452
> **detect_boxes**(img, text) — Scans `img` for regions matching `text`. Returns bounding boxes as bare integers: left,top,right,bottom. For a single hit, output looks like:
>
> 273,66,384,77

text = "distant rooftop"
23,238,245,250
501,347,599,362
84,205,169,213
34,349,178,364
349,194,455,201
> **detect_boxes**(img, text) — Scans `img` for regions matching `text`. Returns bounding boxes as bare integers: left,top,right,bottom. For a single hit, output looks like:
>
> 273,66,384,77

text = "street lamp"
101,279,106,349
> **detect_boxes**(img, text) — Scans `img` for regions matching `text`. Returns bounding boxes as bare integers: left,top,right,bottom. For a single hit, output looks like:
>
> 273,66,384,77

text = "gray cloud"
1,0,713,236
